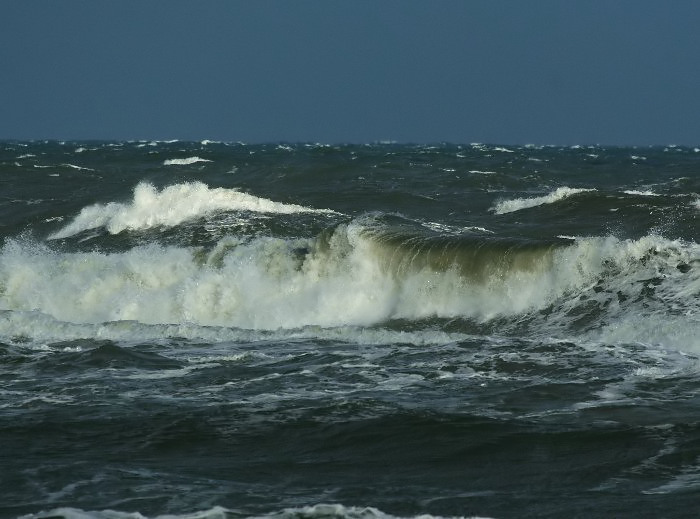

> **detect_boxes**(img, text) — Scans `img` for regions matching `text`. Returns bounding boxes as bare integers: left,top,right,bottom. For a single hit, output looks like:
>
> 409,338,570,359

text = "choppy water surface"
1,141,699,518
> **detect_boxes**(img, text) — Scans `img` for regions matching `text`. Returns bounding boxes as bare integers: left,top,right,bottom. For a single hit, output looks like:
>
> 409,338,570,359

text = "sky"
2,0,699,145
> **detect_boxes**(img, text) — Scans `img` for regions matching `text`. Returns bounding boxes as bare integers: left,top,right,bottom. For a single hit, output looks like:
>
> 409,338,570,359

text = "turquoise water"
1,141,699,518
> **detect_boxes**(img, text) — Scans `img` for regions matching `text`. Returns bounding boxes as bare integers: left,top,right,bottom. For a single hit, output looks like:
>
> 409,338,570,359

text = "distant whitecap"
163,156,213,165
623,190,659,197
491,187,596,214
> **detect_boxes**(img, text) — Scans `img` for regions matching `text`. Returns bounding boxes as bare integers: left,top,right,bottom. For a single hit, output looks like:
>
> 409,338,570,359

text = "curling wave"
3,223,700,347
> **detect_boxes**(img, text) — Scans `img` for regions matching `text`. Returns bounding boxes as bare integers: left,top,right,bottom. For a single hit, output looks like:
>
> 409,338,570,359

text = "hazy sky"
2,1,699,145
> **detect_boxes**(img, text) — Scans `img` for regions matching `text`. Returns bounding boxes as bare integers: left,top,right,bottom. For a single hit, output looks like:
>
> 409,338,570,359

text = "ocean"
1,141,699,519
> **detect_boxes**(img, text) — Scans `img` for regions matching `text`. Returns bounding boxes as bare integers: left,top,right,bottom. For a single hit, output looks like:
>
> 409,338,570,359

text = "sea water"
1,141,699,518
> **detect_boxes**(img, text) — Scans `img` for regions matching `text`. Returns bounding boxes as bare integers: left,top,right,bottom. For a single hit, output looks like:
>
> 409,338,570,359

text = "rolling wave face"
2,222,699,346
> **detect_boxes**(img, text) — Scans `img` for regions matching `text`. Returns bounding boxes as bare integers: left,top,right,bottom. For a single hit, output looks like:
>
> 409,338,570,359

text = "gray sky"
2,0,699,145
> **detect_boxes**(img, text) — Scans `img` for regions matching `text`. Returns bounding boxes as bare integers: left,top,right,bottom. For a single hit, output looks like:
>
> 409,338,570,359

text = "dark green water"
1,141,699,518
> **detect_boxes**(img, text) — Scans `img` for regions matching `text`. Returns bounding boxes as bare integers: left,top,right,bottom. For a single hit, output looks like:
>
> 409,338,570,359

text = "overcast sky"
2,1,699,145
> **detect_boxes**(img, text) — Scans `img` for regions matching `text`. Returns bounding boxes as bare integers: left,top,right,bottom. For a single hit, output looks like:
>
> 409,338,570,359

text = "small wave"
163,156,212,166
491,187,596,214
49,182,337,239
62,163,95,171
623,190,659,197
33,163,95,171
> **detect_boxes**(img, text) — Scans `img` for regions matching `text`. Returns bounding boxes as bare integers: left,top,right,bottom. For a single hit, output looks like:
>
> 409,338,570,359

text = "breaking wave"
49,182,337,239
4,222,700,349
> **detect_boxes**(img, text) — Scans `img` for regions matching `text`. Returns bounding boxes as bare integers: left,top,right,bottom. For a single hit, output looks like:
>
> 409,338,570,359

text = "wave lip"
492,187,596,214
48,182,337,239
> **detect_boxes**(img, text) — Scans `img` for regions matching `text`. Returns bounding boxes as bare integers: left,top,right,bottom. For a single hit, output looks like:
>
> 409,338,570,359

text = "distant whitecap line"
163,156,212,165
491,187,596,215
62,163,95,171
33,163,95,171
623,190,659,197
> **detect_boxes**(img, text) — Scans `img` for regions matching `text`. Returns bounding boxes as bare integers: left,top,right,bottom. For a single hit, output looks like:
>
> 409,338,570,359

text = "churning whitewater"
3,224,700,342
1,141,699,519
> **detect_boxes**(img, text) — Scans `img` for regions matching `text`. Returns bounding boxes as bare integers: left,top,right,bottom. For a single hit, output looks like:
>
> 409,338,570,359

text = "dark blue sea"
1,141,699,519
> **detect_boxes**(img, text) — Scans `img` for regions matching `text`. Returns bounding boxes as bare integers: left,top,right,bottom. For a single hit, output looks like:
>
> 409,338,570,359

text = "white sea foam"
491,187,596,214
48,182,336,239
163,156,212,166
0,307,473,348
3,232,699,351
18,504,488,519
